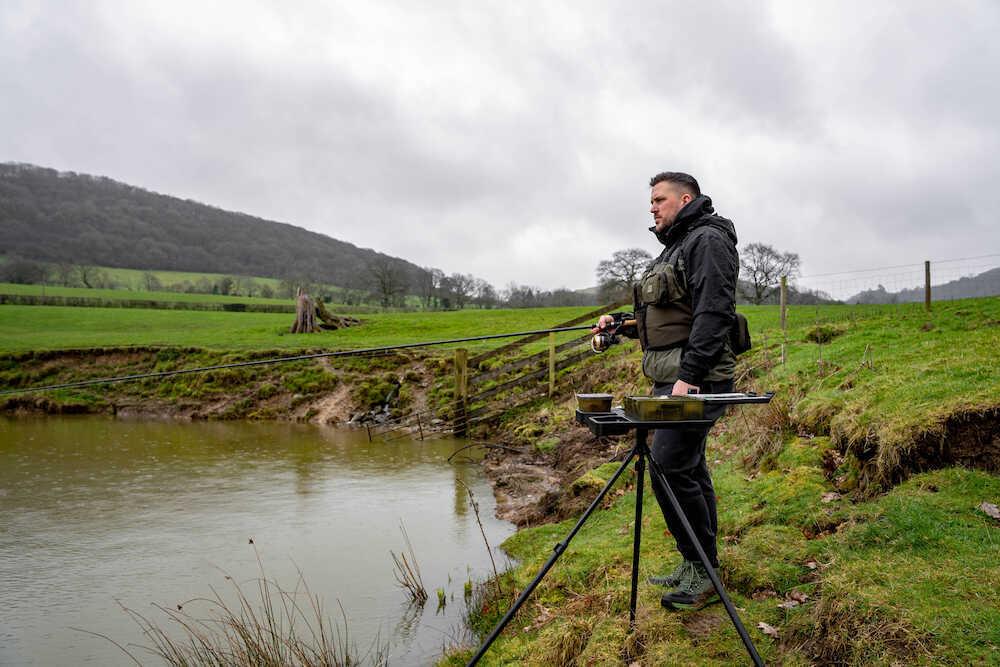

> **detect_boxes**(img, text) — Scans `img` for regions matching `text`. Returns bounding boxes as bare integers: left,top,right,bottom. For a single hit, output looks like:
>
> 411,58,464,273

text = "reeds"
95,545,388,667
390,521,428,604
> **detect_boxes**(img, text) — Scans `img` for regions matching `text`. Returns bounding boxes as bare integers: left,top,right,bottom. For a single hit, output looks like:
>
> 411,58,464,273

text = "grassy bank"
447,297,1000,665
0,304,598,420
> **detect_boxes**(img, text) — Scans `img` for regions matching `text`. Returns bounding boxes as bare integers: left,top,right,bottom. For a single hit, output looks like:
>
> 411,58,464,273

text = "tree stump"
290,289,360,333
315,298,360,330
290,288,319,333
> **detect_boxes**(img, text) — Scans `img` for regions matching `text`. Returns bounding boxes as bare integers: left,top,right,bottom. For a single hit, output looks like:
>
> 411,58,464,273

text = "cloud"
2,0,998,291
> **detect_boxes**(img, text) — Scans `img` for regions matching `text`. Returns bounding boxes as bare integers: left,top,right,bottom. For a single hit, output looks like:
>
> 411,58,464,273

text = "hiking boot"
647,560,693,588
661,562,720,611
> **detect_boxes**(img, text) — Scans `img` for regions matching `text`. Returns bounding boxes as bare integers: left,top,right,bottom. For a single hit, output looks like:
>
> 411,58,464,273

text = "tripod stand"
467,396,771,666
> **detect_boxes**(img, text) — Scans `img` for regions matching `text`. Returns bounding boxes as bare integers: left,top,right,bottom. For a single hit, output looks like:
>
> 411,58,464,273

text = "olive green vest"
633,241,735,383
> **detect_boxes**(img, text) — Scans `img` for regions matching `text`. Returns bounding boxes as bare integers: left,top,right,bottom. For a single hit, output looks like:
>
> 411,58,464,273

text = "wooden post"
924,260,931,312
416,414,424,441
454,348,468,437
548,332,556,397
779,276,787,333
779,276,788,365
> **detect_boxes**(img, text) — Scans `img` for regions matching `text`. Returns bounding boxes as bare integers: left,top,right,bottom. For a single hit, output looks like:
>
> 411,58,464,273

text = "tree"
142,272,162,291
503,283,540,308
0,256,47,284
416,267,444,309
446,273,476,309
472,278,498,309
76,264,99,288
367,256,409,308
739,242,800,305
596,248,652,301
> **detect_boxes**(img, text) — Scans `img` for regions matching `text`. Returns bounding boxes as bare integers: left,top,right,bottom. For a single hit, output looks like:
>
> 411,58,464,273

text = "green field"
10,266,288,293
0,281,296,305
0,304,597,355
443,296,1000,665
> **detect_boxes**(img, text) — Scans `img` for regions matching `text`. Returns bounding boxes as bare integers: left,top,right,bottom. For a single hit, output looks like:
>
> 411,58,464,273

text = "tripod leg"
629,428,646,627
645,455,765,667
466,445,639,666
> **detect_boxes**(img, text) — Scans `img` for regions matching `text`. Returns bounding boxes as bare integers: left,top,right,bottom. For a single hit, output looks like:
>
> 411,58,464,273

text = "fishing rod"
0,324,597,397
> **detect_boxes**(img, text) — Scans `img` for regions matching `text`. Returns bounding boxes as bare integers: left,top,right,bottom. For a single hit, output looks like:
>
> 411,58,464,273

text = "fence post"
924,260,931,312
779,276,787,332
454,348,468,437
779,276,788,365
548,332,556,397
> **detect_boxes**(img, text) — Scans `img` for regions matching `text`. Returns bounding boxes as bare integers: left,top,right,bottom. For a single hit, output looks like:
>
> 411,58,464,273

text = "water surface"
0,417,515,665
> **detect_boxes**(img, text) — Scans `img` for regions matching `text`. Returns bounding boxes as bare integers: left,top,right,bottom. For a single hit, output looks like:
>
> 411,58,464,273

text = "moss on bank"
0,346,425,422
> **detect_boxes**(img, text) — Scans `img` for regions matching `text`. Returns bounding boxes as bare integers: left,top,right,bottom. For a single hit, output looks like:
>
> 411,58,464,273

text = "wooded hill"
0,163,422,289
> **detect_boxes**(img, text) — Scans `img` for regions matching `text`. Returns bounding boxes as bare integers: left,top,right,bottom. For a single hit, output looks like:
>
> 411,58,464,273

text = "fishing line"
1,324,595,396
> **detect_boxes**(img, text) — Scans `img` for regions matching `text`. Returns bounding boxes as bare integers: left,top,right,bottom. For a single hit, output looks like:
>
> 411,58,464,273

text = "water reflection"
0,417,515,666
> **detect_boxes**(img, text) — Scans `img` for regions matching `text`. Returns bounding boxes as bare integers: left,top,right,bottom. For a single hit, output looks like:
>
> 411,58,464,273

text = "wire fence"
791,254,1000,304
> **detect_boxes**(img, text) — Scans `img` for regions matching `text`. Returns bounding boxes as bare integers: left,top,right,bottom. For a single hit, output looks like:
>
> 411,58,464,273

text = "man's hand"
592,314,616,333
672,379,700,396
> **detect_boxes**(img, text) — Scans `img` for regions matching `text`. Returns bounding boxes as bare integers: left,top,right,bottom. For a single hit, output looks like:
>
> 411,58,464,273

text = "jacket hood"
650,194,738,246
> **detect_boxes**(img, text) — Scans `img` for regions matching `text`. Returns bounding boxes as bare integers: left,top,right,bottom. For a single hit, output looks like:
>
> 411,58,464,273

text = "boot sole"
661,593,720,611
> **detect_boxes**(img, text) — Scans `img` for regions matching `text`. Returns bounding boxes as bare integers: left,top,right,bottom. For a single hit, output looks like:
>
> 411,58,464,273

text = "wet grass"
443,296,1000,664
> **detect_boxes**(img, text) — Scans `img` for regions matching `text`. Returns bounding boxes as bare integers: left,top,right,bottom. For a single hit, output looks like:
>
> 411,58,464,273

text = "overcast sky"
2,1,999,293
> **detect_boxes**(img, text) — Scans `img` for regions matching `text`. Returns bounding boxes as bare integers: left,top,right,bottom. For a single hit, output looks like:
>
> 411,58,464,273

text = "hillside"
0,163,422,289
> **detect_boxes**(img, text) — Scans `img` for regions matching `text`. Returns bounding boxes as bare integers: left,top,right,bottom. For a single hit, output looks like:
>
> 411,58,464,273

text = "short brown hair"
649,172,700,197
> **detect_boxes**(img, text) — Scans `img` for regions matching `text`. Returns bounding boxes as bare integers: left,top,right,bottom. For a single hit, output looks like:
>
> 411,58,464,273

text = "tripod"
467,401,769,666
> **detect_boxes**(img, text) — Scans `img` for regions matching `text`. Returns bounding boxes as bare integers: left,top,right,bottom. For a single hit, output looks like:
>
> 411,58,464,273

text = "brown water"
0,417,515,666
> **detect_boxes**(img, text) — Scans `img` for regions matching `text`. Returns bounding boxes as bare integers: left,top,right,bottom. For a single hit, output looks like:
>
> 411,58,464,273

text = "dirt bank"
0,347,434,428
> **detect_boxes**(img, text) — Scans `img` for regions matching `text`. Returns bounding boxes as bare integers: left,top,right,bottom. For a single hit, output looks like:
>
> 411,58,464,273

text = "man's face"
650,182,692,233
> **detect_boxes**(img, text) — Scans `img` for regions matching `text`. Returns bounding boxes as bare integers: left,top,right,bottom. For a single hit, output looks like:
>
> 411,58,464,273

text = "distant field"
0,305,599,354
71,266,286,292
0,282,295,305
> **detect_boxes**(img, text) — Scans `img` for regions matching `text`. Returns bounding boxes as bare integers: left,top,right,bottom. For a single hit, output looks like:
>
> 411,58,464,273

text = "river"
0,417,515,665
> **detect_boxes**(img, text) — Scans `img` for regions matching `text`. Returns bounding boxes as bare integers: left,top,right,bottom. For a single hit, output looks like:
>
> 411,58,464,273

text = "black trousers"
649,379,733,568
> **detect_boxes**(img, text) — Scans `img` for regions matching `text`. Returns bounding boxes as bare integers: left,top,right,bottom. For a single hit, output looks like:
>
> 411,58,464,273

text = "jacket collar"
649,195,715,246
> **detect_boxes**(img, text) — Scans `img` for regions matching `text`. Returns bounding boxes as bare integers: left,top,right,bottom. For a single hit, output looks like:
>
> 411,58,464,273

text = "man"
594,171,738,611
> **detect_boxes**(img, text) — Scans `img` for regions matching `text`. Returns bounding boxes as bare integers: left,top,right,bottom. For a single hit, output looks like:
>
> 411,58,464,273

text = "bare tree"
142,272,162,291
739,242,801,305
503,282,540,308
76,264,98,289
416,267,444,309
54,262,77,286
596,248,652,301
472,278,498,308
367,256,409,308
447,273,477,309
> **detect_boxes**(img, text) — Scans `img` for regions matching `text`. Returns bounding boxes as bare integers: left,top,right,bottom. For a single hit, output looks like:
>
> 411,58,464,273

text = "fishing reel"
591,312,635,353
591,330,620,353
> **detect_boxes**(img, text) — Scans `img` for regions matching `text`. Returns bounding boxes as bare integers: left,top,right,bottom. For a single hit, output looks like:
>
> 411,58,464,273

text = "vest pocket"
639,264,686,305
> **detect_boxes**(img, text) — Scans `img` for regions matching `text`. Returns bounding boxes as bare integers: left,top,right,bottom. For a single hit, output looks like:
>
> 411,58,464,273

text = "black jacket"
651,195,739,385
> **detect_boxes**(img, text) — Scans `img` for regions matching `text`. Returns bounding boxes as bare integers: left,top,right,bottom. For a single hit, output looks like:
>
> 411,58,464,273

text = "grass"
0,305,596,354
0,281,296,305
441,296,1000,665
739,297,1000,492
444,453,1000,665
99,546,389,666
